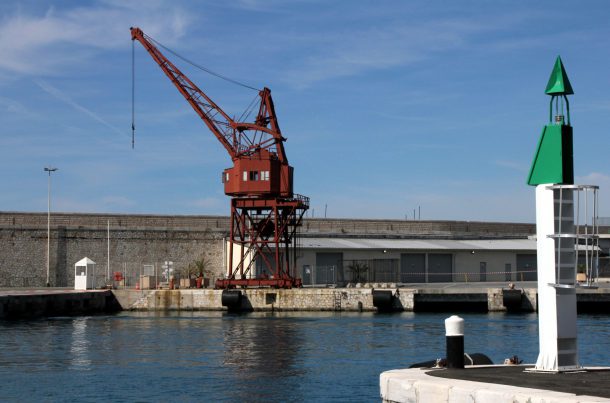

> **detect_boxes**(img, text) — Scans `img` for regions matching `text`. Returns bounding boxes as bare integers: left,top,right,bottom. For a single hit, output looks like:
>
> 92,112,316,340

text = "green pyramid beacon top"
527,56,575,186
545,56,574,95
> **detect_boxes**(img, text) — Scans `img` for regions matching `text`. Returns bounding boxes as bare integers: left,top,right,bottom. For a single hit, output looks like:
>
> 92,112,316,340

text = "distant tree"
180,256,212,279
348,261,369,283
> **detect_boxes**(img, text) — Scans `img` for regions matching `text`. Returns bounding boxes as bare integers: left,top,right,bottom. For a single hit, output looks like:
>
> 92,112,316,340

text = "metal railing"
301,263,539,286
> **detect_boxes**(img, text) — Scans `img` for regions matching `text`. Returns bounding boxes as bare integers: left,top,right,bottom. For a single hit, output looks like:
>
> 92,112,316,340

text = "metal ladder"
333,292,342,311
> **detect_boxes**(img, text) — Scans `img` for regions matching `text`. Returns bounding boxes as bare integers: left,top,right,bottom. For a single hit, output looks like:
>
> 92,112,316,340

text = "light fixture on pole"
44,166,58,287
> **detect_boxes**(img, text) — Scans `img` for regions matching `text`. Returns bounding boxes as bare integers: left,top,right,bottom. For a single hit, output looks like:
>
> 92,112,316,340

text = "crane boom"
130,27,287,164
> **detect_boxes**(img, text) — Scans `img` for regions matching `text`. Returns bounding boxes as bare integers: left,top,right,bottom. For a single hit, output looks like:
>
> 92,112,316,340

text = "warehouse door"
428,254,452,283
302,265,313,286
400,253,426,283
480,262,487,282
517,254,537,281
316,253,343,285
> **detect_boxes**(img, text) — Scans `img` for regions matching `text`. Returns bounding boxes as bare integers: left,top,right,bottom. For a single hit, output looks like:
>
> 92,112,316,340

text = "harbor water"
1,312,610,402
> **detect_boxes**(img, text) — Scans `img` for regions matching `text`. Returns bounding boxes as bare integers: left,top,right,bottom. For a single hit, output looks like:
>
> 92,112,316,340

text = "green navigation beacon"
527,56,574,185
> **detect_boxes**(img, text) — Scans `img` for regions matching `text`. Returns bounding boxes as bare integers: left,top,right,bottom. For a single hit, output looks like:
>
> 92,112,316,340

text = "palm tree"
348,261,369,283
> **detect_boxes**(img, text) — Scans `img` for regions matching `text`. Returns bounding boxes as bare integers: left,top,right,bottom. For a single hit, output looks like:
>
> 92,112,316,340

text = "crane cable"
131,39,135,149
131,32,264,150
238,93,262,122
145,33,260,92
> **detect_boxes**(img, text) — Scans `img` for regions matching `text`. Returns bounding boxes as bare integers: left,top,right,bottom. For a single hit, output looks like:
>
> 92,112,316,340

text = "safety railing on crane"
293,193,310,207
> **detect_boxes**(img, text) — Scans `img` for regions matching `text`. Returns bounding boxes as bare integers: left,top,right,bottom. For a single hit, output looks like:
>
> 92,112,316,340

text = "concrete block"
415,381,449,403
447,387,476,403
380,370,417,403
487,288,506,312
380,368,610,403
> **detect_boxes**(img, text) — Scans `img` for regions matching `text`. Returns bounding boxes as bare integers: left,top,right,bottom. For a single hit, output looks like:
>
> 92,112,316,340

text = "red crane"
131,27,309,288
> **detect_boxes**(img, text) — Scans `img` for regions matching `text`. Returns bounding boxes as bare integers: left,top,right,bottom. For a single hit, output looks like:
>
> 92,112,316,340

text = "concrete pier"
110,287,522,312
109,282,610,312
3,282,610,316
0,289,121,319
380,366,610,402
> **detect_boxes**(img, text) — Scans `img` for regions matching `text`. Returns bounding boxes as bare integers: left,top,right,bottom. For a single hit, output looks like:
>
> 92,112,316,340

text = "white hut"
74,257,96,290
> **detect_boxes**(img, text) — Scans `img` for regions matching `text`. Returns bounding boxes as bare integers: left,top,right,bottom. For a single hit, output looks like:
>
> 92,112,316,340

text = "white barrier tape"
402,270,537,276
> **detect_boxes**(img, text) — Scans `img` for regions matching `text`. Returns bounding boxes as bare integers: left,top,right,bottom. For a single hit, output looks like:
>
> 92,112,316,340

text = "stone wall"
0,290,120,319
0,217,225,288
0,211,538,288
111,287,545,312
113,288,412,312
1,211,535,238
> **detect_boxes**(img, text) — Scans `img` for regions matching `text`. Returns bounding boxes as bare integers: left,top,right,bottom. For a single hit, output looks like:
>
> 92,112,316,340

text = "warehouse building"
294,238,538,286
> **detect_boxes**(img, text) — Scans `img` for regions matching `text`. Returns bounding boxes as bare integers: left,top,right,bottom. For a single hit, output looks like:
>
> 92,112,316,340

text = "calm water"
1,312,610,402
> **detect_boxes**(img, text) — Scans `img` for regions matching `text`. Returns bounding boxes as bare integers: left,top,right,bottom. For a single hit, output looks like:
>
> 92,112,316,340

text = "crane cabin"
223,153,293,198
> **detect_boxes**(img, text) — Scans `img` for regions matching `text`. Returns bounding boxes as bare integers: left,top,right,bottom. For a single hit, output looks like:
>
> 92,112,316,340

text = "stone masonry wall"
0,211,539,288
0,225,225,288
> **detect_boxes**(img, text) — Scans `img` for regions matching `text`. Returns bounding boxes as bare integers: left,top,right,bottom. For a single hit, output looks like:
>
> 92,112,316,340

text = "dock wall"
4,286,610,317
0,290,121,319
111,287,539,312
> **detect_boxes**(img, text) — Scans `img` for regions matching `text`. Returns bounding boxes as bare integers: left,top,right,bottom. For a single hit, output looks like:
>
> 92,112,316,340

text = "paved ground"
398,280,610,290
428,365,610,398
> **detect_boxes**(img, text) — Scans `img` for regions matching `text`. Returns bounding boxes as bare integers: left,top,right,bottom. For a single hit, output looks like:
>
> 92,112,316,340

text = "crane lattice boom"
131,27,292,197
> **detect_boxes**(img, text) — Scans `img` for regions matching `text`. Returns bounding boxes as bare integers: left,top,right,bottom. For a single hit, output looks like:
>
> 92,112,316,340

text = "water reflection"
69,318,91,370
2,312,610,402
221,312,304,401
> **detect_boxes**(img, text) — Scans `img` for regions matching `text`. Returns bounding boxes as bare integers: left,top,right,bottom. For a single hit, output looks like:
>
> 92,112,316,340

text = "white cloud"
0,96,33,116
495,160,528,172
278,20,483,89
576,172,610,184
0,2,193,75
34,79,128,139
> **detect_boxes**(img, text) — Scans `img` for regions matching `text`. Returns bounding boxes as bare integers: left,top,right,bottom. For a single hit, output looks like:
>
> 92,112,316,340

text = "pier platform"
380,365,610,402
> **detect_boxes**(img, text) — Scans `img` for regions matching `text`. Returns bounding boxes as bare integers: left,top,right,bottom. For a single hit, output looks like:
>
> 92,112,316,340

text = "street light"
44,166,58,287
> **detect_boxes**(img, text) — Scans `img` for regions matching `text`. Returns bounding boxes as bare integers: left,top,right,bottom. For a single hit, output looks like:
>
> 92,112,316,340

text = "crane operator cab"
222,149,294,198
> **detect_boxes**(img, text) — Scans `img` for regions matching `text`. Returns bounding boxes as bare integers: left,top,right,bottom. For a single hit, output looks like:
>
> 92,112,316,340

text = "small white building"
74,257,96,290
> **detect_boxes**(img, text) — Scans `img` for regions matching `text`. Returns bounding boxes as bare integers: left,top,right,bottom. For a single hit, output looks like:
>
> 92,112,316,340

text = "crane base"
215,278,302,289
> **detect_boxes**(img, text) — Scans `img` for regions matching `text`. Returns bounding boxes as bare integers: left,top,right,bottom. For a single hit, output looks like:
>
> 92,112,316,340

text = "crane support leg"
216,196,309,289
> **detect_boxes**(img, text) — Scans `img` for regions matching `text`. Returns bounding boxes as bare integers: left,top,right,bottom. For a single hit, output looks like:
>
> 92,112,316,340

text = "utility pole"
107,220,111,283
44,166,58,287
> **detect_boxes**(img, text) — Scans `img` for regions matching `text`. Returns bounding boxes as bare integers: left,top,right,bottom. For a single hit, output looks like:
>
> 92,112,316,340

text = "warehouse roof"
300,238,536,251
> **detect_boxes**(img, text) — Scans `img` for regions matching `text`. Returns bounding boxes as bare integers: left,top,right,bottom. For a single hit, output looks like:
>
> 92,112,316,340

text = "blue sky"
1,0,609,222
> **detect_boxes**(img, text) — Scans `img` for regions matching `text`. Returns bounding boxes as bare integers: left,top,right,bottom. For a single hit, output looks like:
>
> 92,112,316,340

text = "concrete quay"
380,366,610,403
111,281,610,312
113,285,520,312
3,282,610,317
0,288,121,319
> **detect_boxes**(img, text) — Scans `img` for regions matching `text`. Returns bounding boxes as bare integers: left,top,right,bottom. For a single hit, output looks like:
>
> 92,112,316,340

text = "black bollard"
445,315,464,369
221,290,243,310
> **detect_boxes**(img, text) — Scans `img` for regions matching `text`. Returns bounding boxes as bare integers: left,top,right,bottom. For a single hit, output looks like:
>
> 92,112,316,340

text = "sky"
1,0,610,223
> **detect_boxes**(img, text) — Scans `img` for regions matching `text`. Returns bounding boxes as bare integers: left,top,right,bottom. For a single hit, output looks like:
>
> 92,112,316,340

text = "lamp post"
44,166,57,287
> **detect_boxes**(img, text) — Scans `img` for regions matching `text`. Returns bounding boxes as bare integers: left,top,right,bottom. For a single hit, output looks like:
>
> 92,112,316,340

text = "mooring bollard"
445,315,464,369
